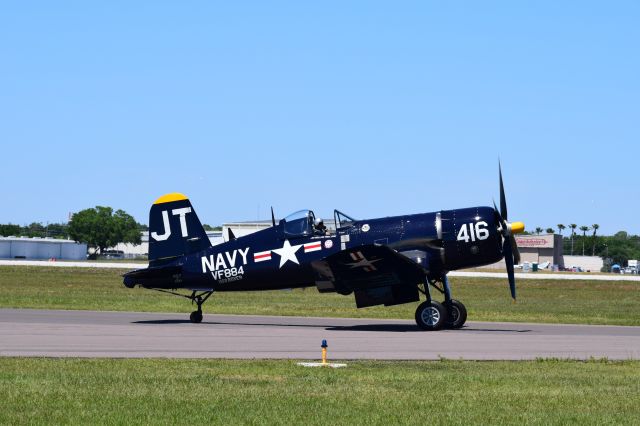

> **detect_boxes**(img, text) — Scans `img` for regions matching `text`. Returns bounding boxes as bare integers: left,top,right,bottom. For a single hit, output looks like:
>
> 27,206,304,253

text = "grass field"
0,266,639,325
1,358,638,425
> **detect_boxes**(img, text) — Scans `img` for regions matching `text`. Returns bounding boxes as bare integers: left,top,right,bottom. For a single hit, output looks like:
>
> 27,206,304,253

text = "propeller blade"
503,236,517,300
271,207,276,227
499,162,508,221
510,234,521,265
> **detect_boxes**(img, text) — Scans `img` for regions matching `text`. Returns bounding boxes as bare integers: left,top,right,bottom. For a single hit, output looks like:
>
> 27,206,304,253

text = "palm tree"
569,224,577,255
546,228,555,234
535,227,543,235
557,224,566,236
579,226,590,256
591,224,600,256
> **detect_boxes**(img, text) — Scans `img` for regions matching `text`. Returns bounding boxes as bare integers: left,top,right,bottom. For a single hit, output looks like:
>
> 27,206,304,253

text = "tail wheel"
190,311,203,323
444,299,467,329
415,301,447,331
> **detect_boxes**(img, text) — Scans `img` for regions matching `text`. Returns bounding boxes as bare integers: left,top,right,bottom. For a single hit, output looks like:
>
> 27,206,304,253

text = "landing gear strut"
149,288,213,324
188,291,213,323
416,275,467,330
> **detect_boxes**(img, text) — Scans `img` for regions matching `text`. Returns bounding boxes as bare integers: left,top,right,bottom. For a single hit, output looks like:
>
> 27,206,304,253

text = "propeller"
494,163,525,300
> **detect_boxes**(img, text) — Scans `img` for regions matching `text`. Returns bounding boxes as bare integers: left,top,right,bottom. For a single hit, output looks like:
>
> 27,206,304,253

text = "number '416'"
457,221,489,243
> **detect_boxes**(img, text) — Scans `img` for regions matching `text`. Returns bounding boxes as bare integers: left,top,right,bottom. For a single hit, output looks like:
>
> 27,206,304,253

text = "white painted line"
0,260,147,269
449,271,640,282
297,362,348,368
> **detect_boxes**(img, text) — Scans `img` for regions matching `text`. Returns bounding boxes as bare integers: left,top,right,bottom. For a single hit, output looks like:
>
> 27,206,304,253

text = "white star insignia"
272,240,303,268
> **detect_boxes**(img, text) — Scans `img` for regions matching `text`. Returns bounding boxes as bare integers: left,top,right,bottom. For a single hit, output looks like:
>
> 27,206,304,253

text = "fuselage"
130,206,504,292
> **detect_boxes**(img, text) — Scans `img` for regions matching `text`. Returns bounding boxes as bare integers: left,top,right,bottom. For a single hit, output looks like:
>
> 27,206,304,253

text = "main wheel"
190,311,203,323
415,301,447,331
444,299,467,329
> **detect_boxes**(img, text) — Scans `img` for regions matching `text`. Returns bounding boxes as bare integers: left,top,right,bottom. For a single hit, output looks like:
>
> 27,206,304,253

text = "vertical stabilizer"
148,193,211,264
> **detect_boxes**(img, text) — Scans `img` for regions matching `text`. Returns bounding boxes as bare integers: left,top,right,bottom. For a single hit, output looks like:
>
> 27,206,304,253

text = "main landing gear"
149,288,213,323
416,275,467,331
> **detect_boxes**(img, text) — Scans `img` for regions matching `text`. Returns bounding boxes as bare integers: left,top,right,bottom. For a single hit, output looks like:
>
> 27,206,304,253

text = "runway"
1,309,638,360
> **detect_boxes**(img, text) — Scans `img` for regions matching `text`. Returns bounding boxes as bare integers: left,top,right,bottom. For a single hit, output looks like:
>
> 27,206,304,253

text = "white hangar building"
0,237,87,260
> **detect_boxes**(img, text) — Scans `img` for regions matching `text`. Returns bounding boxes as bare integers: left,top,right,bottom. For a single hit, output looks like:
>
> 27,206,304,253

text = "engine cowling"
439,206,503,271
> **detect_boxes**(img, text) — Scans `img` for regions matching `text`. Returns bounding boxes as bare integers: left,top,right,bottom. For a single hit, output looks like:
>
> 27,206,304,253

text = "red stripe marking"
305,243,321,249
254,253,271,260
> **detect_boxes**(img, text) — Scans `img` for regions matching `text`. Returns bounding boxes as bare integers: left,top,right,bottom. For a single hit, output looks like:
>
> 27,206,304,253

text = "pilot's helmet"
314,218,324,226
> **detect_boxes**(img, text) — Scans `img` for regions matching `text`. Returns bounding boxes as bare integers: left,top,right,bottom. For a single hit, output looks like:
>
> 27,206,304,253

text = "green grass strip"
1,266,639,325
0,358,638,425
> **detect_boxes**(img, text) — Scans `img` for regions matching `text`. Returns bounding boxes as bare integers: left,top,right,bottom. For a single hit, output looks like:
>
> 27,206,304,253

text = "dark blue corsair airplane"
124,166,525,330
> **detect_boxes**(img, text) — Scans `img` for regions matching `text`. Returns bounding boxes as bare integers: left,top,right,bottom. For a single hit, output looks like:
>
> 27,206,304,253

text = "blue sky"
1,1,638,234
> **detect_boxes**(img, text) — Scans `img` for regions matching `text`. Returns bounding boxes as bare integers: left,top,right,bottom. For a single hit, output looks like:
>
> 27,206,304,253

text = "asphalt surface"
1,309,638,360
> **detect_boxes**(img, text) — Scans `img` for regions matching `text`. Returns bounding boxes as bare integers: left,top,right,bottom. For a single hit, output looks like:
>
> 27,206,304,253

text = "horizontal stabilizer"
123,265,182,288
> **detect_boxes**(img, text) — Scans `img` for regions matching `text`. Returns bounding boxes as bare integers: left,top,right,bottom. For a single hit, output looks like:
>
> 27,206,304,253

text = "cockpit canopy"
281,210,317,236
334,210,356,229
279,209,357,237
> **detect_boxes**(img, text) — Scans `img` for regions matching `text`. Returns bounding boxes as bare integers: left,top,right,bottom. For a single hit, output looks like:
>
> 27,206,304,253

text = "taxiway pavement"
1,309,638,360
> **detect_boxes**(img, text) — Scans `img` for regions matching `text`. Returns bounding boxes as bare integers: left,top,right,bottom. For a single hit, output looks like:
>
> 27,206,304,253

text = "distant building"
562,255,604,272
480,234,604,271
479,234,565,268
0,237,87,260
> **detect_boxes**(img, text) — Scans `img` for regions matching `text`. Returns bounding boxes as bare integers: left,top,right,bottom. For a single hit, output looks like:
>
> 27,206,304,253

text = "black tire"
190,311,203,323
444,299,467,329
415,301,447,331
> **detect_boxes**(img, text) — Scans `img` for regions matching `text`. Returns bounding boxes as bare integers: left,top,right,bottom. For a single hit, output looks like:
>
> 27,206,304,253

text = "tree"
46,223,69,239
24,222,46,237
0,224,21,237
569,224,577,255
579,226,590,256
557,224,566,236
545,228,555,234
68,206,142,256
598,231,640,267
591,224,599,256
535,227,543,235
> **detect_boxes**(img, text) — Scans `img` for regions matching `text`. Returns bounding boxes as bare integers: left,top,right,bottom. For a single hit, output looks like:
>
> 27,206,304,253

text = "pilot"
314,218,327,235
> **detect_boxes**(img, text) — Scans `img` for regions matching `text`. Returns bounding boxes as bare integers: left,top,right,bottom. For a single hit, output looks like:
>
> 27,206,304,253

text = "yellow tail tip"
153,193,188,205
510,222,525,234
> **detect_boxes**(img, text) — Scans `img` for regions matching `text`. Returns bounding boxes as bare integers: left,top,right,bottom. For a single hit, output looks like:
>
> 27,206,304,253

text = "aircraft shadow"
459,328,532,333
132,319,418,330
325,325,532,333
132,319,330,328
132,320,531,333
325,324,422,332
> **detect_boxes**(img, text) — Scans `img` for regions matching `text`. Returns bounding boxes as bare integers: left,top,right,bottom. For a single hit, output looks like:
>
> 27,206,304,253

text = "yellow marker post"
321,339,328,365
297,339,346,368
